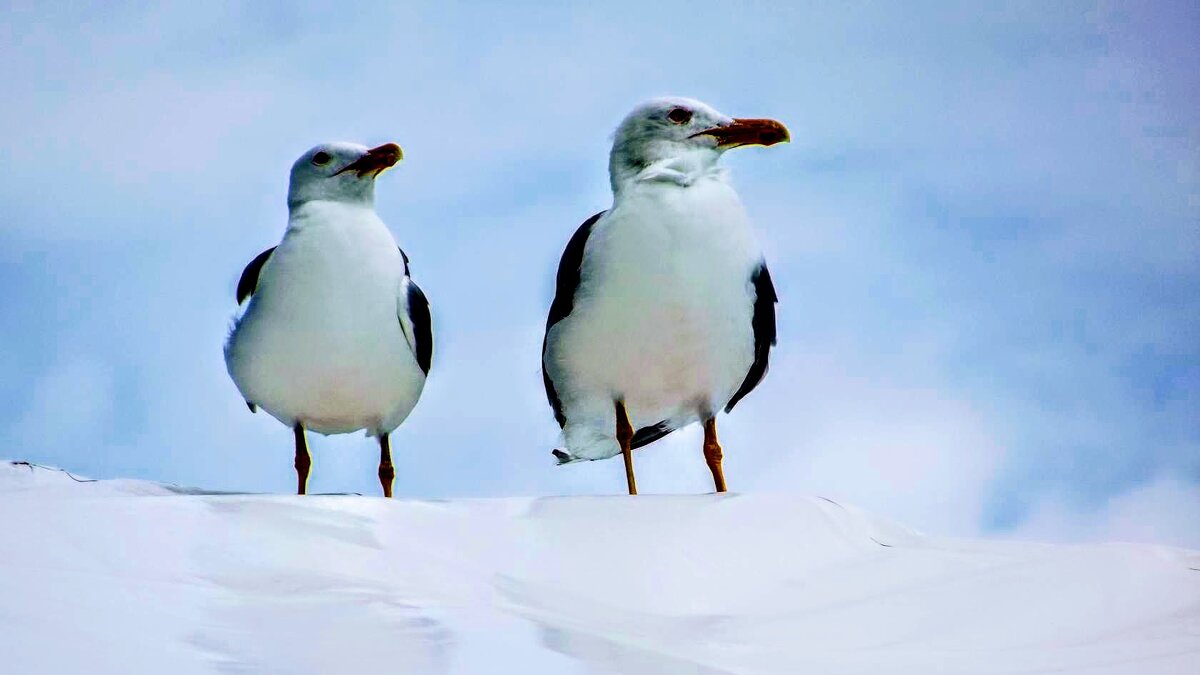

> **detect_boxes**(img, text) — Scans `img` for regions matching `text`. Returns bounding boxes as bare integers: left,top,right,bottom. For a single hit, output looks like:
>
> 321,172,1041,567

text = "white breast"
545,173,762,459
224,201,425,436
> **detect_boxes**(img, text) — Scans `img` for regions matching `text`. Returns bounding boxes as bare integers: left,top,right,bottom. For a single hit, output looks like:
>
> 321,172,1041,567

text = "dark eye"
667,107,693,125
311,151,332,166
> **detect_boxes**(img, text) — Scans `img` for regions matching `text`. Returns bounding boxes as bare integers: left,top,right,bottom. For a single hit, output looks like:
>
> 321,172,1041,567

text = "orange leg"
615,401,637,495
378,434,395,498
293,423,310,495
703,417,727,493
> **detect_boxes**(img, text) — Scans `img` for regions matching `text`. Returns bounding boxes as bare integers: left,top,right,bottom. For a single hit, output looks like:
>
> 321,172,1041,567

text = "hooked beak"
692,118,790,149
333,143,404,178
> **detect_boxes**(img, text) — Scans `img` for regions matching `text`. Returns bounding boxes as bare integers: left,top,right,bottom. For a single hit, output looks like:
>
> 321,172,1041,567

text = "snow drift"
1,460,1197,674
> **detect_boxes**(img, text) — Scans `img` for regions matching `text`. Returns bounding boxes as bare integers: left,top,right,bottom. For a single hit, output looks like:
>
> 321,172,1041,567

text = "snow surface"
1,460,1198,674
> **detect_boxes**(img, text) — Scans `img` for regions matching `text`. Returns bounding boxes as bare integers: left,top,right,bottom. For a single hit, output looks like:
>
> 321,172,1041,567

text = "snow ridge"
2,460,1197,674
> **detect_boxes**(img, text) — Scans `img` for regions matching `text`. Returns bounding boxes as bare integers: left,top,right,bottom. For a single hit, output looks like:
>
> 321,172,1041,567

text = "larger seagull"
225,142,432,497
542,97,788,494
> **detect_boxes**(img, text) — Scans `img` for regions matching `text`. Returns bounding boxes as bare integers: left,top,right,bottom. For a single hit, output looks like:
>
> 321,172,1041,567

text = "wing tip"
404,280,434,375
236,247,276,305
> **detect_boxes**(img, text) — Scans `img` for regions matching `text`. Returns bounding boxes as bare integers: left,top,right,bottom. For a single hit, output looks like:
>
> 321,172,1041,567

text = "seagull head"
609,97,789,191
287,142,403,209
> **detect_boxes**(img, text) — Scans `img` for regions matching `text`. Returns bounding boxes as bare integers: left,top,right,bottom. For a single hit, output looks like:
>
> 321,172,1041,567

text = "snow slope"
1,460,1197,674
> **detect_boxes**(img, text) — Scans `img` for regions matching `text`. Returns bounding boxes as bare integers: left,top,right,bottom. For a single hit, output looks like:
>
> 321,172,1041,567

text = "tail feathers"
551,425,621,465
552,420,676,465
551,449,581,465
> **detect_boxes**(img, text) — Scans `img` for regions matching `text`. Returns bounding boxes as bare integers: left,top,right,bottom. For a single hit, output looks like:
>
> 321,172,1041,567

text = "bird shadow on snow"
485,492,921,674
497,575,737,675
491,494,754,675
162,484,365,497
183,497,453,675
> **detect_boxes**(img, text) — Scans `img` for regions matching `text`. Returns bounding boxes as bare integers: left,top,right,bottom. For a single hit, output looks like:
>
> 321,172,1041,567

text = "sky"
1,1,1197,546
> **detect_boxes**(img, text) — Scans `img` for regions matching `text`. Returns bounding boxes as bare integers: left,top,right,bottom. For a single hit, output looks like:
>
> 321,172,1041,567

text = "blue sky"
2,1,1196,544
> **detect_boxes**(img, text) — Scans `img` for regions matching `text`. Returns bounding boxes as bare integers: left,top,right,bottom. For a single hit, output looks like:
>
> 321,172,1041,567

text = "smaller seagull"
225,142,433,497
542,97,788,494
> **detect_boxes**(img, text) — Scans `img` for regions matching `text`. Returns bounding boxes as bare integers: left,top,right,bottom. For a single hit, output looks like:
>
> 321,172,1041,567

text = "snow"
1,460,1198,674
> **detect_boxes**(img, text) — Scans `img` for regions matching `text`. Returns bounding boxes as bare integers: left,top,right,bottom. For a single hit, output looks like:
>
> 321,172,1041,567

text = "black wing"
398,246,410,275
542,212,604,427
630,421,674,449
236,247,275,304
541,211,674,447
405,280,433,375
724,263,778,413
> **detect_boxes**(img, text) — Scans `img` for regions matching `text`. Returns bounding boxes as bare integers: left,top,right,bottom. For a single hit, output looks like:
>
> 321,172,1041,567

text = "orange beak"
692,118,790,149
333,143,404,178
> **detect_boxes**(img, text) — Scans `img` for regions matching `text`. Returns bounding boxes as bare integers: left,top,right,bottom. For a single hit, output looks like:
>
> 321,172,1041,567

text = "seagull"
541,97,788,495
224,142,432,497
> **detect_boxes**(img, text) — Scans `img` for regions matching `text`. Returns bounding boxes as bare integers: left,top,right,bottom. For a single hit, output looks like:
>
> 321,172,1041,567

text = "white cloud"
728,351,1005,537
1008,474,1200,549
12,356,116,452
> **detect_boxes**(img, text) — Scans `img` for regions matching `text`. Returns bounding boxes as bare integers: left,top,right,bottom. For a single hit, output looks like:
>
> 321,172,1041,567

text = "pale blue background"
2,1,1196,544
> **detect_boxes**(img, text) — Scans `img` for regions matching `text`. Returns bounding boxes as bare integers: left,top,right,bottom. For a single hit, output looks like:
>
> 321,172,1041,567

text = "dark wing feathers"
630,420,674,449
398,245,410,275
396,245,429,372
234,246,275,414
541,212,773,450
235,247,275,304
405,280,433,375
724,262,778,413
541,211,677,448
542,211,605,428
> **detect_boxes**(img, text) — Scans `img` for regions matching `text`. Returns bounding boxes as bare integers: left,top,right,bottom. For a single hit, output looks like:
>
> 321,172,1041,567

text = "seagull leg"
703,417,727,493
615,400,637,495
293,423,310,495
378,433,395,498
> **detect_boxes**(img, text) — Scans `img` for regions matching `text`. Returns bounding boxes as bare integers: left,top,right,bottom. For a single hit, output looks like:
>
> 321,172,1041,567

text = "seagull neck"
612,154,727,195
286,199,377,230
287,198,375,218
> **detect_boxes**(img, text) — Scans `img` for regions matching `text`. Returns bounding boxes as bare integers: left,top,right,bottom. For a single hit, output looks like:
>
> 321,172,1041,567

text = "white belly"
546,176,761,458
225,206,425,436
